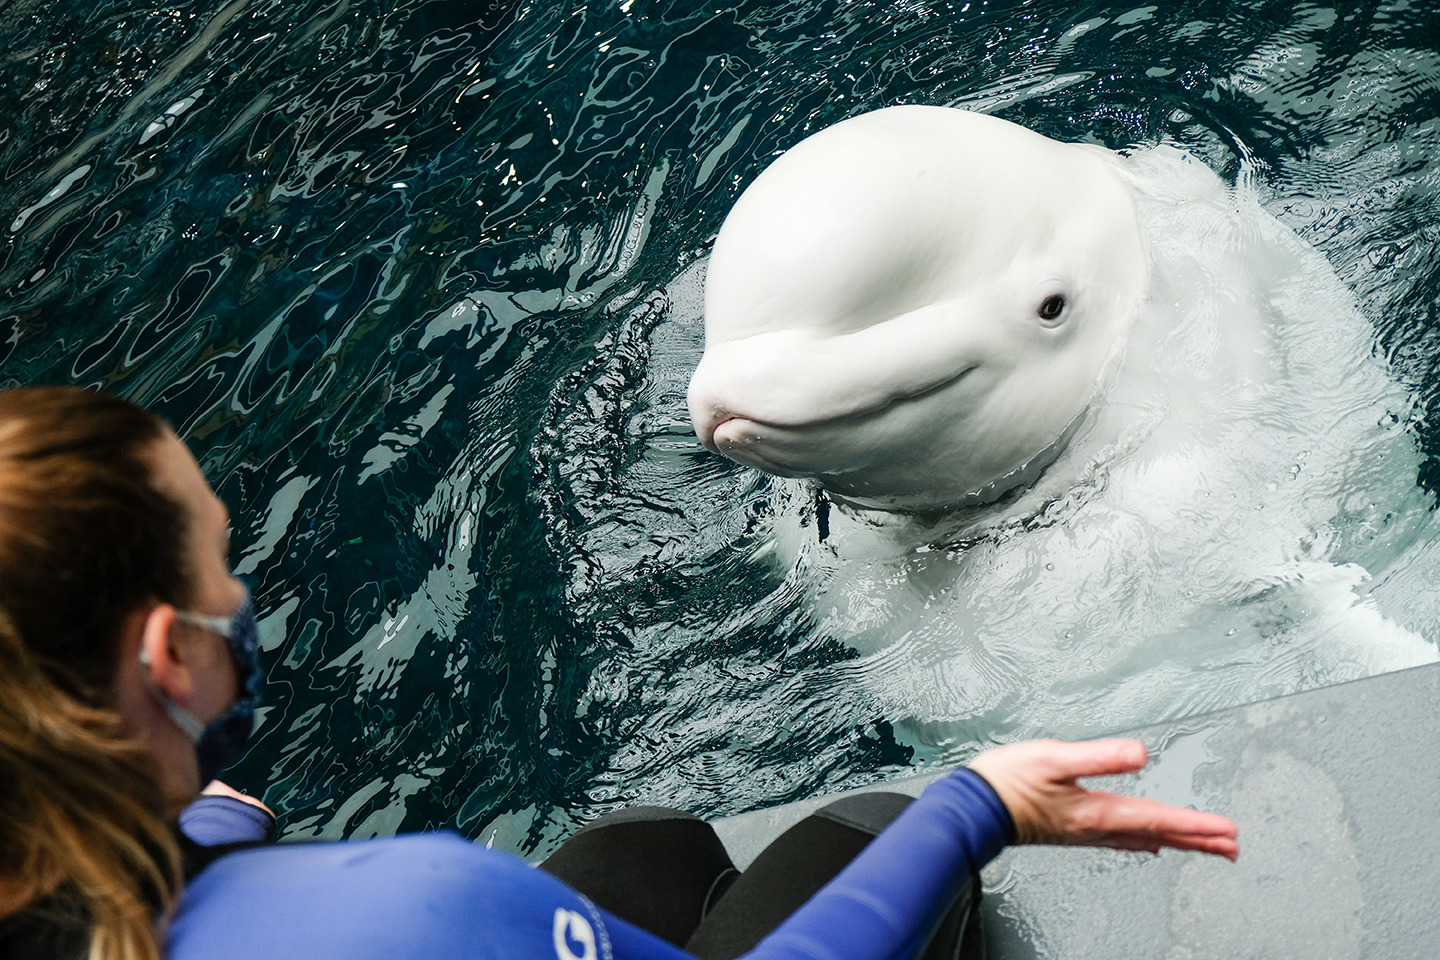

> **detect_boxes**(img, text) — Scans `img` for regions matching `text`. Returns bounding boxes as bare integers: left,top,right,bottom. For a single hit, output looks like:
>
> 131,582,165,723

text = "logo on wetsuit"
553,908,597,960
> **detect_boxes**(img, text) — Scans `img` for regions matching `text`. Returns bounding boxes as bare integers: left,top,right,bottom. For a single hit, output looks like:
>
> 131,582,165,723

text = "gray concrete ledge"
711,662,1440,958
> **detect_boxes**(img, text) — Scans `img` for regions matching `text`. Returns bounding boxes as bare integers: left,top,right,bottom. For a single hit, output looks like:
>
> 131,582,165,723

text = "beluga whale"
688,105,1149,512
676,103,1438,741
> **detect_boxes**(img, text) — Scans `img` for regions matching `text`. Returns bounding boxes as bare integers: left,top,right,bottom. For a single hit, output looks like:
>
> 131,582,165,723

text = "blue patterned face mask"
140,587,263,783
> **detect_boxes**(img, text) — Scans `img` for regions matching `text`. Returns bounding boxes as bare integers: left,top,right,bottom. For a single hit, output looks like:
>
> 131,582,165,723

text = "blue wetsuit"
167,769,1012,960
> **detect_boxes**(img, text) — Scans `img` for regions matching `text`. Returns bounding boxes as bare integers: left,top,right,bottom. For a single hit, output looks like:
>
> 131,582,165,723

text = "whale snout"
687,376,734,455
707,414,884,481
687,322,981,459
689,394,815,477
687,334,993,489
709,417,808,477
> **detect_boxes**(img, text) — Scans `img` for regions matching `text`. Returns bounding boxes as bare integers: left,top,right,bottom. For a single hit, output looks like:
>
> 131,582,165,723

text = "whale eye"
1037,294,1066,325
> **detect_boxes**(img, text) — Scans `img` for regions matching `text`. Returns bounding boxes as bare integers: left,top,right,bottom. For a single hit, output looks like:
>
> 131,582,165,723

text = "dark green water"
2,0,1437,855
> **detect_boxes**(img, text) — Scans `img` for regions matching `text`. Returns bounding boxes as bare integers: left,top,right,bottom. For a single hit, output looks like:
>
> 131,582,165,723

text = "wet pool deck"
711,661,1440,958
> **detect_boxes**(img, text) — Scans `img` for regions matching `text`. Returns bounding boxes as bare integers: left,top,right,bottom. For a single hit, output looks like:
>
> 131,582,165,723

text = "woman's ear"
138,604,193,706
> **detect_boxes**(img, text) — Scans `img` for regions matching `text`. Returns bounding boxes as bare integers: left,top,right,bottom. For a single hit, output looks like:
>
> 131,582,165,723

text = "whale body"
534,105,1438,757
678,105,1438,735
688,105,1149,512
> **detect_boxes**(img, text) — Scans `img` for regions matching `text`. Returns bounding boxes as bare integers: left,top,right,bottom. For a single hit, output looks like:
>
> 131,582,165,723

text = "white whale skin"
687,105,1149,512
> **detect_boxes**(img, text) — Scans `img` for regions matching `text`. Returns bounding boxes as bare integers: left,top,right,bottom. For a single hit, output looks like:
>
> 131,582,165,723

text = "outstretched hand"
967,738,1238,861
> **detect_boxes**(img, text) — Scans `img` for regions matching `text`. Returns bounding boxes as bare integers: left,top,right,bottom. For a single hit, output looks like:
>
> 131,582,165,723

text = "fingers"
972,738,1149,786
1059,790,1239,859
967,737,1240,861
1078,793,1238,838
201,779,275,816
1093,830,1240,861
1189,837,1241,862
1042,738,1149,780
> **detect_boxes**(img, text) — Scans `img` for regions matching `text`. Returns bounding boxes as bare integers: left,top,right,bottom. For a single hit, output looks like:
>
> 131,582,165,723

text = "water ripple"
1,0,1437,853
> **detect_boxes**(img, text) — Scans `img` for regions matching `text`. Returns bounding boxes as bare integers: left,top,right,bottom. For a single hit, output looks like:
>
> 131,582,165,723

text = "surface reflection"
0,0,1436,856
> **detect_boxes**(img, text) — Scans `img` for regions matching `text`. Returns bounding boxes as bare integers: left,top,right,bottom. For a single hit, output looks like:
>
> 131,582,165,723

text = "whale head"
687,105,1149,512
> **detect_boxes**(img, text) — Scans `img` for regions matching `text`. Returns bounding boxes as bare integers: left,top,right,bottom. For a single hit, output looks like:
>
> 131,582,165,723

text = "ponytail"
0,609,182,960
0,386,195,959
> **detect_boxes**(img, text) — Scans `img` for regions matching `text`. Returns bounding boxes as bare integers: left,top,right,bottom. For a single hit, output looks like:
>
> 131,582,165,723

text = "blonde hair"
0,611,182,960
0,387,196,960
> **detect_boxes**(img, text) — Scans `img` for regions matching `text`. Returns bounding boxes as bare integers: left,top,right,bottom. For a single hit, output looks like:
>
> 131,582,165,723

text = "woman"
0,385,268,960
0,386,1237,960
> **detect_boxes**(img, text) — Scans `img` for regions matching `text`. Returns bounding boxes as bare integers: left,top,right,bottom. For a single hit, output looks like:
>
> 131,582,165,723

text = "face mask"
139,587,263,784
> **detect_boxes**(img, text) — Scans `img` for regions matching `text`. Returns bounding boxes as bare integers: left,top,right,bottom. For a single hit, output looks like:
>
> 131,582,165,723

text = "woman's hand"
967,738,1238,861
201,779,274,817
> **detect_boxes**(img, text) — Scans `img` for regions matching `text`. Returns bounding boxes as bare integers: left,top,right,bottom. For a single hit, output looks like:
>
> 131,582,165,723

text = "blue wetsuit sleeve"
739,767,1015,960
177,795,276,846
167,771,1011,960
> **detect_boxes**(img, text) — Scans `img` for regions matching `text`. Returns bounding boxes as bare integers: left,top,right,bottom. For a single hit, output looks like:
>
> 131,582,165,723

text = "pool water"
2,0,1438,855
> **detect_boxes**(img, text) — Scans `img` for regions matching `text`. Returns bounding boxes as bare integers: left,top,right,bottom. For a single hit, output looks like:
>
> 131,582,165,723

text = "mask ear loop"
173,610,232,636
137,644,206,743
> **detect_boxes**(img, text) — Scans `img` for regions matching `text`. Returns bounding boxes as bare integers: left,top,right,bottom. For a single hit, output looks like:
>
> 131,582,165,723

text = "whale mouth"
719,404,1089,514
701,366,978,474
696,365,977,458
709,417,810,476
